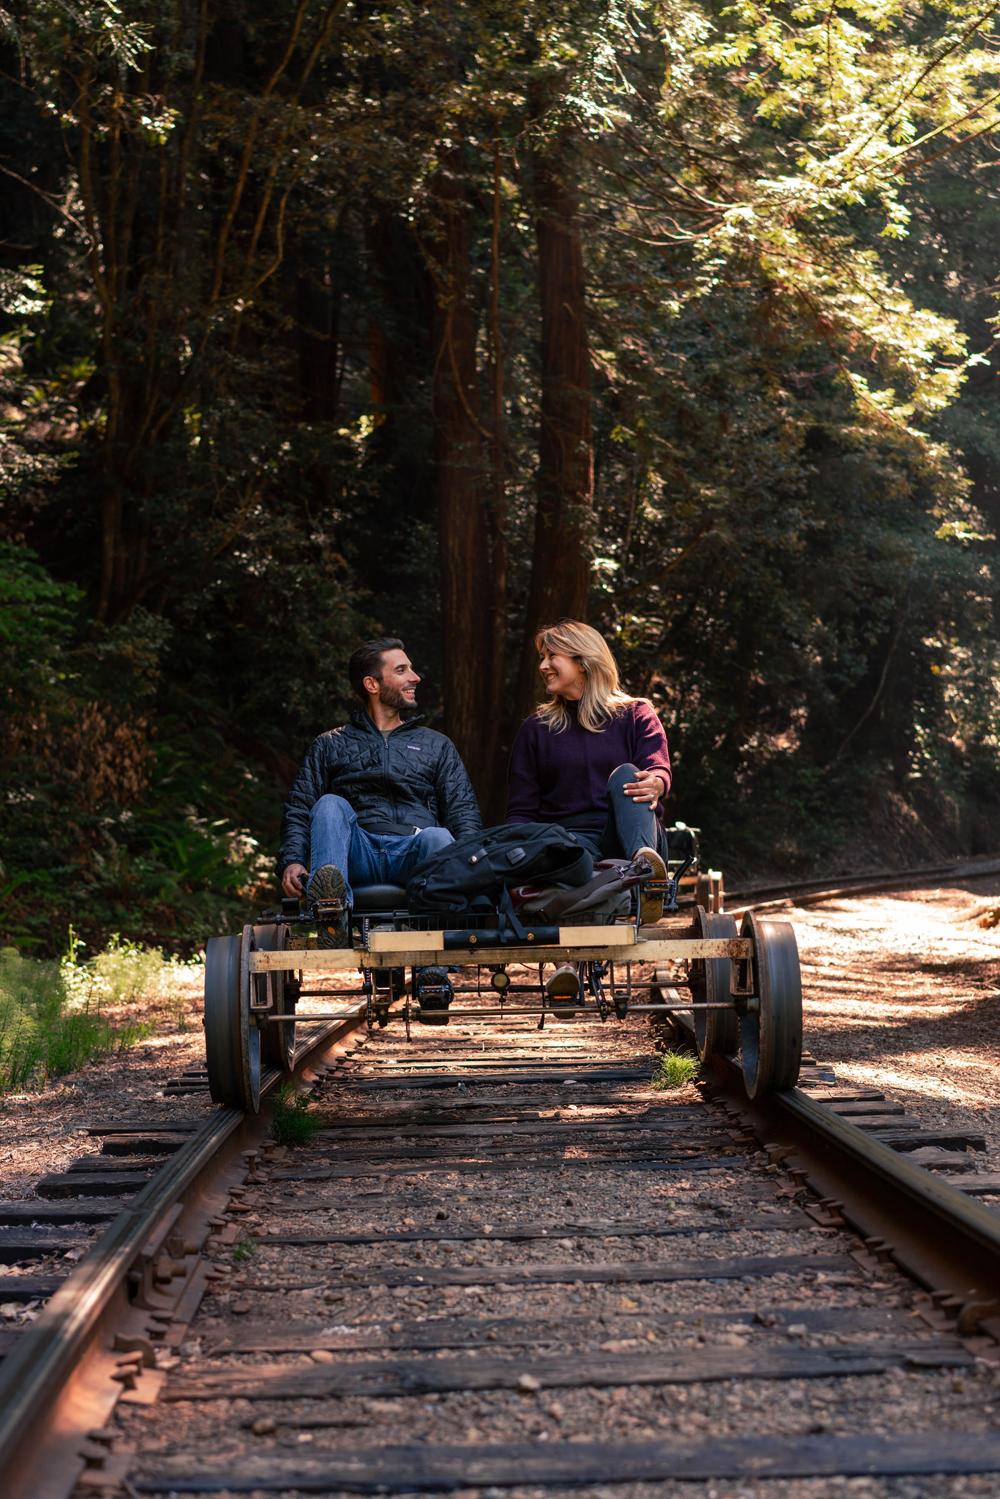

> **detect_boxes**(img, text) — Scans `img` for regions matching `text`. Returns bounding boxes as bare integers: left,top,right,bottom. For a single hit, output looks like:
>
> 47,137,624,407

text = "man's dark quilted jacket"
278,710,482,875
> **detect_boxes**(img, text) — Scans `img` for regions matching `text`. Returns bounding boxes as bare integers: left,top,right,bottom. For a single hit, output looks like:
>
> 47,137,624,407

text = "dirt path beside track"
784,879,1000,1176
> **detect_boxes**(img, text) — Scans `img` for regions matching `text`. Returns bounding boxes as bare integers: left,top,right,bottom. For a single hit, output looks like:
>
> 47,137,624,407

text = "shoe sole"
545,966,580,1020
308,864,349,948
636,846,668,925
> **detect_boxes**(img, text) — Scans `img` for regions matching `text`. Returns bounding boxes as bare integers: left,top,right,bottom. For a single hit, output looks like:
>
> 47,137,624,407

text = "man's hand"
282,863,309,897
623,769,665,806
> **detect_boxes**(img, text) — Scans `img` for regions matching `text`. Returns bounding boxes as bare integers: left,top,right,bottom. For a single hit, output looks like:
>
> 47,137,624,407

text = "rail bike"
203,824,801,1112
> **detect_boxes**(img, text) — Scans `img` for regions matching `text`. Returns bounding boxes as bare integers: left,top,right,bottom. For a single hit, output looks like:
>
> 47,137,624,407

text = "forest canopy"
2,0,1000,952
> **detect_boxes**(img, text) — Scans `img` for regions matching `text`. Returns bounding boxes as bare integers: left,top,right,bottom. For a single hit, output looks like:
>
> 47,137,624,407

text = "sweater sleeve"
505,719,542,823
630,702,672,795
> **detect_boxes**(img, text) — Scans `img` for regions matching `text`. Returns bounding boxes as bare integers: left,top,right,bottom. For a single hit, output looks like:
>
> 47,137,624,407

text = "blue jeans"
307,794,454,907
559,764,665,863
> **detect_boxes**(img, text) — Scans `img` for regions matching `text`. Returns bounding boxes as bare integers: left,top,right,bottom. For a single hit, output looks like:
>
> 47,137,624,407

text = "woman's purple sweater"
505,699,672,828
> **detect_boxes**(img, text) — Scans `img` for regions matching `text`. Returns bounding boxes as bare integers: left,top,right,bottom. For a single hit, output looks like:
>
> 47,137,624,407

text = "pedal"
311,897,344,921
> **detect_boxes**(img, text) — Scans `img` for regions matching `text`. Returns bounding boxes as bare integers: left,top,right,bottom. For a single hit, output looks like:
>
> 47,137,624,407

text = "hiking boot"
415,967,453,1026
308,863,349,948
635,846,668,925
545,963,580,1020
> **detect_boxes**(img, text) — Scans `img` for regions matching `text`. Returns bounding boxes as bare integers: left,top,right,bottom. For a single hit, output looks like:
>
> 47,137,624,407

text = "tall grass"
0,938,155,1094
63,928,201,1031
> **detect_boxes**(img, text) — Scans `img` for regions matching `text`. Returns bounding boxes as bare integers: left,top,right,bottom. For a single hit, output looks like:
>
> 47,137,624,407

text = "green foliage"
270,1083,321,1147
651,1050,701,1090
232,1237,258,1264
0,546,278,952
1,0,999,907
0,541,80,651
0,943,150,1094
61,927,198,1014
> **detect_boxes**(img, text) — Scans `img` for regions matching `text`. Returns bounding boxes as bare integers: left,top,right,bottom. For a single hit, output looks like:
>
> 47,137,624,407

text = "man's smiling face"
366,648,420,711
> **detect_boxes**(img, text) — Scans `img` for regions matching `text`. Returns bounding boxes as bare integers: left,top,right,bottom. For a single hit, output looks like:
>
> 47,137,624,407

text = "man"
278,637,482,945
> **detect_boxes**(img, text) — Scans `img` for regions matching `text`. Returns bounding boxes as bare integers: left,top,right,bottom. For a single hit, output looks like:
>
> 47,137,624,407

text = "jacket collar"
350,708,426,737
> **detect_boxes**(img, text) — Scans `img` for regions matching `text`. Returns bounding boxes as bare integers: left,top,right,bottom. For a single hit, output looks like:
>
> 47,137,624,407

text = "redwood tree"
428,154,493,794
516,121,594,723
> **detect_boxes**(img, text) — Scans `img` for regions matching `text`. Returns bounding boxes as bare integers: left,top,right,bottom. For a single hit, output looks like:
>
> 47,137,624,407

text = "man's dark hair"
349,637,405,702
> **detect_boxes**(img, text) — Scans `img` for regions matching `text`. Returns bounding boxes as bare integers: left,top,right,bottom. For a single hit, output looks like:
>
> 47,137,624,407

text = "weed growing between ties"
232,1237,257,1265
271,1082,321,1146
651,1050,700,1089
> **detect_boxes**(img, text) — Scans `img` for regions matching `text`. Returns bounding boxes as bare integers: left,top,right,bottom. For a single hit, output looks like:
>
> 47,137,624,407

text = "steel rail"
0,1003,364,1499
727,854,1000,912
707,1055,1000,1343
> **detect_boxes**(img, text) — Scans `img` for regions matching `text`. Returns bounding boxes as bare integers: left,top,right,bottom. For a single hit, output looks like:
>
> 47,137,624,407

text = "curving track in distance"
727,853,1000,912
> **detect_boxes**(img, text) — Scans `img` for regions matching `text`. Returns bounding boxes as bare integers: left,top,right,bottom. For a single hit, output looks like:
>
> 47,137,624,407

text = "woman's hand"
623,769,665,806
282,863,308,897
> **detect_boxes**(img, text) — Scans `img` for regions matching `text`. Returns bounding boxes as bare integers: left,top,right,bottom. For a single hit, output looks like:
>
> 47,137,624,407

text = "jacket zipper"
361,713,416,834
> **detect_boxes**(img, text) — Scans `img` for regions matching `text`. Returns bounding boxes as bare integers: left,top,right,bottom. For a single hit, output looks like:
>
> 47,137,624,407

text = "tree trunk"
430,154,492,796
515,129,594,725
485,126,508,820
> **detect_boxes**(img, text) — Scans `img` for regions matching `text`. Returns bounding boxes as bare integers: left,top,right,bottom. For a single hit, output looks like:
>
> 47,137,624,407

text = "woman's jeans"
307,794,454,907
561,763,664,864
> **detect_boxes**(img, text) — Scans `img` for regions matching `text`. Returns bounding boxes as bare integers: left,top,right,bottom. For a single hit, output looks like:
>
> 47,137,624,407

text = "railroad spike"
957,1298,1000,1335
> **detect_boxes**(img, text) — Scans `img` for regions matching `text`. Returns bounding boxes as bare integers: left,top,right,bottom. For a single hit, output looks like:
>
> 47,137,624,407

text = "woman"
506,620,671,931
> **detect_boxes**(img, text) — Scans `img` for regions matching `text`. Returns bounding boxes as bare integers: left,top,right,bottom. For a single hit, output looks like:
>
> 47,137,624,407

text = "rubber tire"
205,930,261,1111
738,912,802,1097
255,923,294,1072
693,907,740,1061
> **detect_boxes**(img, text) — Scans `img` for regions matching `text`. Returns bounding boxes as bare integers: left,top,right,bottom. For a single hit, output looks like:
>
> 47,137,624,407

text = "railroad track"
5,983,1000,1496
0,1004,364,1499
728,852,1000,912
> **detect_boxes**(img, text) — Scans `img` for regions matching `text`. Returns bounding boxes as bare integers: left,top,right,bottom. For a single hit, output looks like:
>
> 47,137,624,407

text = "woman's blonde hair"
534,620,637,733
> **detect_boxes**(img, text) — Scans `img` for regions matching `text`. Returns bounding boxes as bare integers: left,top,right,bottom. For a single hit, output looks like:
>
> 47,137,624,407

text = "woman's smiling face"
538,647,585,701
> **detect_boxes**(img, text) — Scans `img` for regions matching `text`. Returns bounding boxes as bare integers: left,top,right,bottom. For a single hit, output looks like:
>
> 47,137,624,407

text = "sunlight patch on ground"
787,880,1000,1162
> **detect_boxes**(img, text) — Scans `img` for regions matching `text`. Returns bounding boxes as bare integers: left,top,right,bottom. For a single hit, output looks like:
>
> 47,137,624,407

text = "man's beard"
378,681,415,714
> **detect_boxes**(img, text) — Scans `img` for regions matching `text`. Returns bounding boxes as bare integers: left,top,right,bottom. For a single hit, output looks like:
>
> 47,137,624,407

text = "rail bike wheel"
204,926,261,1112
692,907,740,1061
738,911,802,1098
255,922,294,1072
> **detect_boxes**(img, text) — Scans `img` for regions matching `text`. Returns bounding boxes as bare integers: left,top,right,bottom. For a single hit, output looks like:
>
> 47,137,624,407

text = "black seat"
352,884,409,913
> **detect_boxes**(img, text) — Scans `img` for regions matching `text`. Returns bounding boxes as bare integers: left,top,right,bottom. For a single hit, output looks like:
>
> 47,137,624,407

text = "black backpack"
407,824,594,915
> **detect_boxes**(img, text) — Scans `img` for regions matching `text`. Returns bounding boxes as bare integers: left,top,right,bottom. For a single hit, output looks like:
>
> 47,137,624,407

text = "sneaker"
635,846,668,925
307,863,349,948
545,963,580,1020
415,967,453,1026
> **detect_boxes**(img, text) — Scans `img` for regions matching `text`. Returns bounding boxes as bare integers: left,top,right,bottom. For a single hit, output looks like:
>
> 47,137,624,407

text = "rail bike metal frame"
204,896,805,1108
